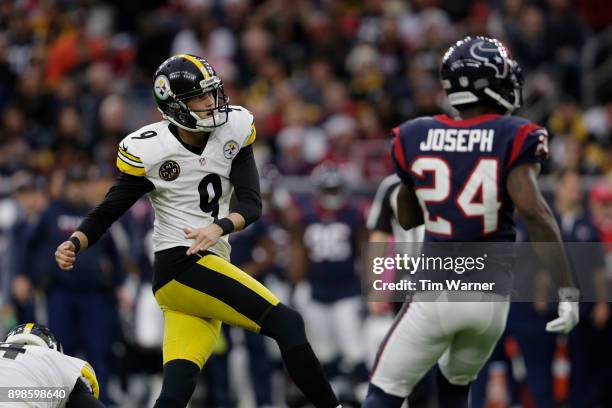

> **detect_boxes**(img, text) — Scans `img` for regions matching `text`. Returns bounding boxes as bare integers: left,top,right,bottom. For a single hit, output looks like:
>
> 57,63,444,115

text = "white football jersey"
116,105,256,259
0,343,99,408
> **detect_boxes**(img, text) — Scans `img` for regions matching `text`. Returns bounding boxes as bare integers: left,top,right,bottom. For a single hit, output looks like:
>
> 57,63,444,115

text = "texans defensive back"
364,36,580,407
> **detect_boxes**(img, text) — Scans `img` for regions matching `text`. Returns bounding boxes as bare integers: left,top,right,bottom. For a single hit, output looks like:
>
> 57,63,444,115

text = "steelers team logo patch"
154,75,171,100
159,160,180,181
223,140,239,159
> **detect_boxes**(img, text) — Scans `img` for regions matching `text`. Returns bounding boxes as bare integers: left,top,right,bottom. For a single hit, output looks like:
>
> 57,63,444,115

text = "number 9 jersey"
392,113,549,242
116,105,256,259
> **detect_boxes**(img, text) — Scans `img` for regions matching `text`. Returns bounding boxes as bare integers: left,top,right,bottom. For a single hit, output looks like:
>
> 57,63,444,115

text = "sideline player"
0,323,102,408
363,36,580,407
54,54,340,408
293,163,369,401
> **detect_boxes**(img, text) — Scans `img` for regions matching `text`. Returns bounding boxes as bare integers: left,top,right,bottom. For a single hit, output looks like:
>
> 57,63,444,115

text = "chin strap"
483,87,521,114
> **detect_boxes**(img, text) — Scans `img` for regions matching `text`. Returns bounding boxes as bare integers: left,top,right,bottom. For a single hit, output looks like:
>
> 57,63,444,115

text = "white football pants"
370,291,509,397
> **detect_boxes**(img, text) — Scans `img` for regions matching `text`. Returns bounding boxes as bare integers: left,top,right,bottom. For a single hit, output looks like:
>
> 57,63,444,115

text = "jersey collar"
434,114,501,127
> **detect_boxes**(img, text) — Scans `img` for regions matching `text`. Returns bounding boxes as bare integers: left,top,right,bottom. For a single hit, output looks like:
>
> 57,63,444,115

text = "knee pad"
260,303,307,351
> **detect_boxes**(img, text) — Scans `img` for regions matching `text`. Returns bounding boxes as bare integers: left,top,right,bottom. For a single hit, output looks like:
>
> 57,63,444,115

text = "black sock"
153,359,200,408
281,343,339,408
363,383,405,408
260,303,339,408
436,368,470,408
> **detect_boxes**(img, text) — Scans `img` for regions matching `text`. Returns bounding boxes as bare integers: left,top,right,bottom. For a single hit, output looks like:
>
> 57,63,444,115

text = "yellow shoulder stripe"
80,363,99,399
118,146,142,163
182,54,210,80
116,157,146,177
244,122,256,147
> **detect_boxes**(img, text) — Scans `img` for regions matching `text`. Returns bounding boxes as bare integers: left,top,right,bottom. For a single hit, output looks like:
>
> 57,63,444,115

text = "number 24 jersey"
392,114,549,242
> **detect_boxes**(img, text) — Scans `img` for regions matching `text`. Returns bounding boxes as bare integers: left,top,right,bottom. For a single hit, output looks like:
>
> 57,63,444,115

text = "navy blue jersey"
262,213,292,280
392,114,548,242
300,201,363,303
24,200,123,292
229,218,269,268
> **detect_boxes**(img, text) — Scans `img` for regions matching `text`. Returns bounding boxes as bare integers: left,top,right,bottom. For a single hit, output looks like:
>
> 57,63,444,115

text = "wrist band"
213,218,235,235
69,236,81,253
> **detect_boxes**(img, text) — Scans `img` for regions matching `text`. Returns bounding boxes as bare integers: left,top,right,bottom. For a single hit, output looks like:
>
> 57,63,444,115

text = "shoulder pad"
117,122,166,176
396,116,435,134
227,106,256,148
80,362,100,399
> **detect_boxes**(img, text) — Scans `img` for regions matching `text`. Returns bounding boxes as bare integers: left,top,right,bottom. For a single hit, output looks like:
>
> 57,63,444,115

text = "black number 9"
198,174,222,217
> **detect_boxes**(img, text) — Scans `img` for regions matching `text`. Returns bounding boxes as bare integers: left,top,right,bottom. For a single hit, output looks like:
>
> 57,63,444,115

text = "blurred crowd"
1,0,612,407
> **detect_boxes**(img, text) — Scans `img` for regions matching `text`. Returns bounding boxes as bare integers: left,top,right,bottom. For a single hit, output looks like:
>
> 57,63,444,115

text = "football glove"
545,287,580,334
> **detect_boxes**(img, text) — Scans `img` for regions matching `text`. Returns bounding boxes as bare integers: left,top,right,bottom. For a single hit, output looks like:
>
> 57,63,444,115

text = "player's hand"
545,287,579,334
184,224,223,255
55,241,77,270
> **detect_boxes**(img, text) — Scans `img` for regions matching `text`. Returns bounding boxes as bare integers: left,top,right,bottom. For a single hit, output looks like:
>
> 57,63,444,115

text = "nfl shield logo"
199,157,206,167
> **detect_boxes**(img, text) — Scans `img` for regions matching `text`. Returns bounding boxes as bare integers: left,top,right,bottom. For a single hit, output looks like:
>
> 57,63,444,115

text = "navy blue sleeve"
391,127,413,187
507,124,549,171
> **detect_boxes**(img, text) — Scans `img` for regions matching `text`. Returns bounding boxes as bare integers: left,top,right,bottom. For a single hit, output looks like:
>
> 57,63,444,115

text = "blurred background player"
23,168,123,405
365,173,424,316
0,323,103,408
364,36,580,408
293,162,369,404
2,170,47,324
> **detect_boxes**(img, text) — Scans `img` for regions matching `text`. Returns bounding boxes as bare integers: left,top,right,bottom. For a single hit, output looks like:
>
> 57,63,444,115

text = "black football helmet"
440,36,523,114
4,323,63,353
153,54,229,132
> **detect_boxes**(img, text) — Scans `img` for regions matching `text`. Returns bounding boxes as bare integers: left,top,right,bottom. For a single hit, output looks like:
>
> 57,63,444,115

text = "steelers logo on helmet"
440,36,523,114
153,54,230,132
4,323,63,353
154,75,171,100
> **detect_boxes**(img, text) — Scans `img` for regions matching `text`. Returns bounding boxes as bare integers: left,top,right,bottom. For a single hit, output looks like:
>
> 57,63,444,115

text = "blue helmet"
440,36,523,114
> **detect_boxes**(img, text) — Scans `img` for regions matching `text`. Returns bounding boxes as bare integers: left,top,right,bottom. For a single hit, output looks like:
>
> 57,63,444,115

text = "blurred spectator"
0,105,30,174
321,114,363,185
507,5,552,71
1,171,47,327
550,170,610,408
22,168,124,404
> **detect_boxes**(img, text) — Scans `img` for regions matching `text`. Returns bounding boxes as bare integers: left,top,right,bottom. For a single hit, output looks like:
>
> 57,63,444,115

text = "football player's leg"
365,301,450,407
46,288,79,356
299,296,339,374
333,296,369,383
154,253,340,408
78,292,116,404
437,301,509,408
153,309,221,408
